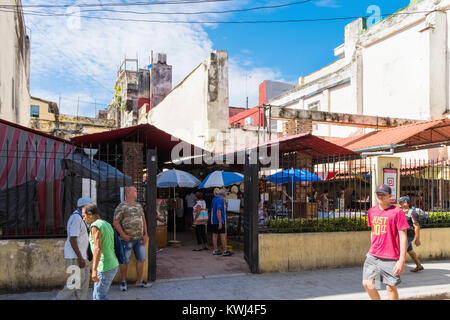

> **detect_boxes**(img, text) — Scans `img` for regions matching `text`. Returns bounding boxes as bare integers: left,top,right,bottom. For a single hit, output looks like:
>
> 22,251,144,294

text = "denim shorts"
121,238,146,264
407,236,414,252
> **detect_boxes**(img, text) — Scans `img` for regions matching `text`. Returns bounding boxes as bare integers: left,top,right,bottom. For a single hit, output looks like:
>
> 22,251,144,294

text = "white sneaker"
136,281,153,288
120,281,127,291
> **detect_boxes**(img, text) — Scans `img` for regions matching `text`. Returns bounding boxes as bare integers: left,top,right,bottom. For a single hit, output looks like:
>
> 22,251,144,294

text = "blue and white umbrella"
157,169,201,188
156,169,200,243
198,171,244,189
265,168,321,219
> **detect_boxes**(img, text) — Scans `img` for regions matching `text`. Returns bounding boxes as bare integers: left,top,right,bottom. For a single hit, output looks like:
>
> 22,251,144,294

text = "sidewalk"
1,260,449,300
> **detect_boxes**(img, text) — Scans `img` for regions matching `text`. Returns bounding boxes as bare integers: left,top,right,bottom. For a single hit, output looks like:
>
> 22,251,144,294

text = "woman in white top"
192,192,209,251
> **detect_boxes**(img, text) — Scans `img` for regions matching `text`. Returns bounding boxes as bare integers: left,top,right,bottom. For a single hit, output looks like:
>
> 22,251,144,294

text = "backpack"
113,229,126,265
411,207,430,227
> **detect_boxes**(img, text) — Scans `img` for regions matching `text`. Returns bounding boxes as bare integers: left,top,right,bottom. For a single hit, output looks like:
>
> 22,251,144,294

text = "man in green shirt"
82,203,118,300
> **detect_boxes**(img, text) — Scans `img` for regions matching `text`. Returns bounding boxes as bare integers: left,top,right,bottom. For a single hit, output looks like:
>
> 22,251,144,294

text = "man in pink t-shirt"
362,184,410,300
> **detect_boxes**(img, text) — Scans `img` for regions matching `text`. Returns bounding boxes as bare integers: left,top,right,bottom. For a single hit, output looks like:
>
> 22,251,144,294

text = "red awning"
218,132,356,161
70,124,201,163
333,118,450,151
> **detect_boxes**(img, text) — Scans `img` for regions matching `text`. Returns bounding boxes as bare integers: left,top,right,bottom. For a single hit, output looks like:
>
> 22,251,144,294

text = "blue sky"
22,0,411,117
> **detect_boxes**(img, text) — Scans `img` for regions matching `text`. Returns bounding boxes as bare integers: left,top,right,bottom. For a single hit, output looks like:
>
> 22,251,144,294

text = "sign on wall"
383,168,398,204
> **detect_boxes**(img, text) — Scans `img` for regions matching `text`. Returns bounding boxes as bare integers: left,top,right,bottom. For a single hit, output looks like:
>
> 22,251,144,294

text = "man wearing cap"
56,197,92,300
362,184,410,300
398,196,424,272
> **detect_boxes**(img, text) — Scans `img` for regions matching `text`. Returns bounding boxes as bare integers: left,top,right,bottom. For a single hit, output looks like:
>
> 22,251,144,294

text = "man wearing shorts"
211,189,232,256
398,196,424,272
113,186,152,291
362,184,410,300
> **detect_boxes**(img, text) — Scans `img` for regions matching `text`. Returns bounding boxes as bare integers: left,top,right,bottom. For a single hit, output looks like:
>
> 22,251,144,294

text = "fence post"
146,149,157,282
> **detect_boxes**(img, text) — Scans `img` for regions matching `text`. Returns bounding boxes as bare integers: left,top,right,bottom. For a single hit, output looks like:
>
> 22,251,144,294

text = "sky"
19,0,411,117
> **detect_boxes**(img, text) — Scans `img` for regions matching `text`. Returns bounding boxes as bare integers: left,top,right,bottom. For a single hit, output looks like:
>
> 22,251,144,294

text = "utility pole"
77,96,79,120
94,99,97,118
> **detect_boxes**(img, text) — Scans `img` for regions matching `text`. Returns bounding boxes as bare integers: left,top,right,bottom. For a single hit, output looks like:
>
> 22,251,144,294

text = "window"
270,119,278,132
308,101,320,111
245,117,254,126
30,105,40,118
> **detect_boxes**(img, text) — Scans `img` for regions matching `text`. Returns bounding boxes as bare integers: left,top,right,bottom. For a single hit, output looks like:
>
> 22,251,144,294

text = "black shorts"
211,224,226,234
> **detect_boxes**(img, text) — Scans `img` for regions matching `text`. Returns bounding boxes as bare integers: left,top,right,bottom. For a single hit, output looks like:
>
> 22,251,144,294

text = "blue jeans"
121,238,146,264
93,266,118,300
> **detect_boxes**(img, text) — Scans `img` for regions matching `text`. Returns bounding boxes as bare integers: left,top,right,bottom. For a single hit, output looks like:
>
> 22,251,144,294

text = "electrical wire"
0,7,445,24
0,0,233,8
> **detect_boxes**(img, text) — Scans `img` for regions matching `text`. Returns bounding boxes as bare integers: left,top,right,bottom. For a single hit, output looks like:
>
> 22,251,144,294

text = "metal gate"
243,150,259,273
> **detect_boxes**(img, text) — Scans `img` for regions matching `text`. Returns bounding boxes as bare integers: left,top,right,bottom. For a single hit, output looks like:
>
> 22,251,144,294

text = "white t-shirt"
64,212,89,260
186,193,196,208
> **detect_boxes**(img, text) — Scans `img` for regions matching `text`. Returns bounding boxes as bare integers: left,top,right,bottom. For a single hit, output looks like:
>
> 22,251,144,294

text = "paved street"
1,260,449,300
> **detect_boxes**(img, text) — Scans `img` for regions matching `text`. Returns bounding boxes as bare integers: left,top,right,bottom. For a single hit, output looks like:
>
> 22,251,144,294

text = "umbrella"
157,169,201,244
157,169,201,188
198,171,244,189
265,168,321,219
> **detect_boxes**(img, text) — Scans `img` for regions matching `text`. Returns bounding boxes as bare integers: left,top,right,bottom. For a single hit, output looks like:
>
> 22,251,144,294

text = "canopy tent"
0,118,73,235
62,152,132,224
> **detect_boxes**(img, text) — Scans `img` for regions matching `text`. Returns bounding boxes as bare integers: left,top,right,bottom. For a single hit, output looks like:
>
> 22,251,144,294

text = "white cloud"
23,0,287,117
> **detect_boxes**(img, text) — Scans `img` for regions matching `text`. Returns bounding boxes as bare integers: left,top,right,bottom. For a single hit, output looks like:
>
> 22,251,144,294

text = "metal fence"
0,141,145,239
2,139,450,239
260,154,450,233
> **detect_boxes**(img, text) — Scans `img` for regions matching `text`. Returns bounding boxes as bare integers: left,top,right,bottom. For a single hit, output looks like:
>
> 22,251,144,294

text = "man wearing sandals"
113,186,152,291
398,196,424,273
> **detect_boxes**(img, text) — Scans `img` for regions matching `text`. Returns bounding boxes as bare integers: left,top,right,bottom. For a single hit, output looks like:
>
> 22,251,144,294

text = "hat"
77,197,93,207
398,196,410,204
375,184,392,194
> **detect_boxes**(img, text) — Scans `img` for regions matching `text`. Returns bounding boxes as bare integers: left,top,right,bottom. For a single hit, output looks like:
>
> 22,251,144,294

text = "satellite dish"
83,148,98,161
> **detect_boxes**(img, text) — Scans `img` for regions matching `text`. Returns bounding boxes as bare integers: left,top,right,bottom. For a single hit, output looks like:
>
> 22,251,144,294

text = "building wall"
362,20,430,120
259,228,450,273
29,97,115,139
0,0,30,127
0,239,148,292
268,0,450,141
146,51,230,153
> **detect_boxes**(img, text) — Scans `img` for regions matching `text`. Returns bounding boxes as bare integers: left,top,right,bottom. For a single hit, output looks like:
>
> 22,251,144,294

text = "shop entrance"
146,151,251,281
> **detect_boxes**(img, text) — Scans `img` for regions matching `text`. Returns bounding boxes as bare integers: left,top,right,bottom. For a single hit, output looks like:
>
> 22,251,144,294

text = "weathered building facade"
30,97,115,140
268,0,450,140
108,53,172,128
0,0,30,127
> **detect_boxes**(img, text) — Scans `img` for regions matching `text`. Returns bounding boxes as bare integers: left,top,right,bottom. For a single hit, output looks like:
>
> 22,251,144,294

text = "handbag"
193,206,208,225
197,209,209,224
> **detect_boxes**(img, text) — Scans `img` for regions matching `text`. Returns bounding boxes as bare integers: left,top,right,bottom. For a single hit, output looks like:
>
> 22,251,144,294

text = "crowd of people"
56,185,235,300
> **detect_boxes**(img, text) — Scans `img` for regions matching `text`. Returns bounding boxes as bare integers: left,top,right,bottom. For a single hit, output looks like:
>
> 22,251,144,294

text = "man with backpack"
56,197,93,300
398,196,424,272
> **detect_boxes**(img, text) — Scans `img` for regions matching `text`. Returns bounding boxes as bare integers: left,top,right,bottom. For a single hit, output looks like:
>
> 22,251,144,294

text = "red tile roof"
223,132,356,160
333,118,450,151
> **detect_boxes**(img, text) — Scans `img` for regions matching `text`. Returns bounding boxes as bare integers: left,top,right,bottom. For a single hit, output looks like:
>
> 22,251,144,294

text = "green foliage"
265,212,450,234
265,217,371,233
424,212,450,228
